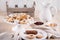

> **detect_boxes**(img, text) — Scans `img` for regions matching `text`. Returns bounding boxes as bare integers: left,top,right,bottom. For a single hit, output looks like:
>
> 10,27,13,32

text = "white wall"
0,0,58,12
0,0,34,12
58,0,60,10
0,0,6,12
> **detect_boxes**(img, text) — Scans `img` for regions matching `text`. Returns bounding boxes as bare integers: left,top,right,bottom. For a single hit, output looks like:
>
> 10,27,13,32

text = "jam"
25,30,37,35
34,22,44,25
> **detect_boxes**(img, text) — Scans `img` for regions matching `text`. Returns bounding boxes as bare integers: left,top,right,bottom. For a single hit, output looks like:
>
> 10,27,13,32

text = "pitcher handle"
50,6,57,17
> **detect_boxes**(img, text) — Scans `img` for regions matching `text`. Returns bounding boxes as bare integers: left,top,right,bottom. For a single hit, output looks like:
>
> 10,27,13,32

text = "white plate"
3,18,15,25
20,29,47,40
0,32,14,40
0,32,21,40
3,18,35,25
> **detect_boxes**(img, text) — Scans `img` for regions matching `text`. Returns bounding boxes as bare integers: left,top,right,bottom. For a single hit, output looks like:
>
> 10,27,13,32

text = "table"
0,12,60,40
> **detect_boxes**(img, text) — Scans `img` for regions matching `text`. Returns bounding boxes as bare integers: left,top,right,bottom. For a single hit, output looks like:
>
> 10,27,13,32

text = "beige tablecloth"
0,16,14,33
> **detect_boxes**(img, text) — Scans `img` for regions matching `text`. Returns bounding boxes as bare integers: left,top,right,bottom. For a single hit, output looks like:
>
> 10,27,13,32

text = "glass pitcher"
41,3,57,22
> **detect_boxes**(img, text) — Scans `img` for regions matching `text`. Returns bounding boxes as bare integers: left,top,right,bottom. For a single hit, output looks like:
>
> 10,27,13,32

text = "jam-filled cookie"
36,34,43,39
26,34,35,39
48,23,57,27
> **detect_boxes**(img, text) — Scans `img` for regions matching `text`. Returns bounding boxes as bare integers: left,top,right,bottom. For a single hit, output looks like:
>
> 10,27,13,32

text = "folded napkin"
38,26,60,38
31,24,60,39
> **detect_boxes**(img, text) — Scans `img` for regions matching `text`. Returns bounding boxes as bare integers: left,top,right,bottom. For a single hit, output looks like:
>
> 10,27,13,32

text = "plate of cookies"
20,29,47,40
3,13,35,25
